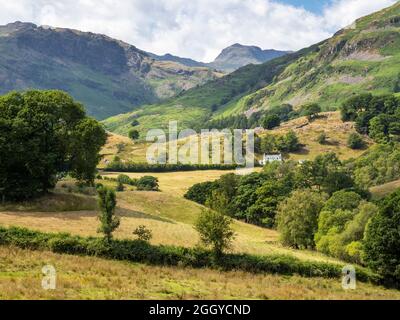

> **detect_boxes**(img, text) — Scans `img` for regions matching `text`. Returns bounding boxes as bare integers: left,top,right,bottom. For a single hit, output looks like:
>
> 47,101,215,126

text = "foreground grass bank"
0,226,378,284
2,246,399,300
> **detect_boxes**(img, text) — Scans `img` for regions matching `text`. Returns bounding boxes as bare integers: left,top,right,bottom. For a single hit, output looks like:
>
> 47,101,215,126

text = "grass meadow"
1,246,399,300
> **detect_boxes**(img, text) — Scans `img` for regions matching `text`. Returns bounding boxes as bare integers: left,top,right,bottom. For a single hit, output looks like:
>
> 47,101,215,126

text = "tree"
341,94,372,122
301,103,321,121
0,90,106,201
247,179,293,227
69,118,108,184
347,133,366,149
369,115,391,143
136,176,159,191
131,119,140,127
195,209,235,258
206,190,231,216
295,152,354,194
262,114,281,130
128,129,140,141
184,181,218,205
276,190,327,249
364,189,400,285
97,186,120,242
260,135,277,154
133,225,153,242
276,130,300,152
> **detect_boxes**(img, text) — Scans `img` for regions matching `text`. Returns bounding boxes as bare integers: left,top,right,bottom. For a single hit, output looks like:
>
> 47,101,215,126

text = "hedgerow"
0,226,379,284
104,162,250,173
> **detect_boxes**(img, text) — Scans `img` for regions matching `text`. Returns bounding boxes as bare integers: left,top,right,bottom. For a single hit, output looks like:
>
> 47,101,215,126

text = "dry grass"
103,170,242,197
99,133,150,167
101,112,371,167
1,246,399,300
0,192,97,212
265,112,373,161
0,188,343,264
370,179,400,200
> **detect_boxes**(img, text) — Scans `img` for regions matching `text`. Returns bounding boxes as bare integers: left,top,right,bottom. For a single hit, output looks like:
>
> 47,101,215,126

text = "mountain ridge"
150,43,290,72
208,43,290,72
0,21,220,119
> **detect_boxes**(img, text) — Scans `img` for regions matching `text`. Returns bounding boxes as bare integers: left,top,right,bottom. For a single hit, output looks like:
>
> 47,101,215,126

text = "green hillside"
242,2,400,112
0,22,219,120
104,2,400,135
103,45,319,134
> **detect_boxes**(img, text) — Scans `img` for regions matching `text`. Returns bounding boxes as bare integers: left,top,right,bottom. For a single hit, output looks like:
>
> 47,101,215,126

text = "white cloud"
0,0,396,62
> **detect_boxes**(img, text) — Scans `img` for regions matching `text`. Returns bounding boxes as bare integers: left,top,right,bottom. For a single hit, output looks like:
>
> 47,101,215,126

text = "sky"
0,0,397,62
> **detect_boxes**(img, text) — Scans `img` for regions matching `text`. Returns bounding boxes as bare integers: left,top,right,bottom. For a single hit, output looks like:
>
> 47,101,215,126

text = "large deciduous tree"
0,90,107,201
276,189,328,249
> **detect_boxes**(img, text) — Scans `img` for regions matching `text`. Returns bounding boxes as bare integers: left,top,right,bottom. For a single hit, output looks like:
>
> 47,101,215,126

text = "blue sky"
0,0,396,61
281,0,333,13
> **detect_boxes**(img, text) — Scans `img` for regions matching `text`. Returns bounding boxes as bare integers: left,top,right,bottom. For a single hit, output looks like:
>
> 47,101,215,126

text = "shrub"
300,103,321,121
276,130,301,152
133,225,153,242
317,132,328,145
347,133,366,150
117,174,137,186
116,143,125,153
136,176,159,191
128,129,140,140
115,181,125,192
131,119,139,127
0,226,379,284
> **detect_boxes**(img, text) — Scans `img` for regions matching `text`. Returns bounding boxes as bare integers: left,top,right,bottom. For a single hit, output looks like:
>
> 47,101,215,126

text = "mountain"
103,2,400,135
238,2,400,112
208,43,290,72
0,22,220,119
147,52,206,68
150,44,290,72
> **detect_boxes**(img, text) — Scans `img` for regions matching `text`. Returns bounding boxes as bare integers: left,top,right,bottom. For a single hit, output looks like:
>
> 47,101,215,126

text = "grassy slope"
0,177,339,263
1,166,399,299
2,246,399,300
265,112,373,161
370,179,400,200
101,111,373,165
102,45,319,135
229,2,400,113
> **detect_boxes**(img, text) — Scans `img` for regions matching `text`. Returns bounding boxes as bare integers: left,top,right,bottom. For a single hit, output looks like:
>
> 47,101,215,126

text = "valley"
103,2,400,136
1,1,400,302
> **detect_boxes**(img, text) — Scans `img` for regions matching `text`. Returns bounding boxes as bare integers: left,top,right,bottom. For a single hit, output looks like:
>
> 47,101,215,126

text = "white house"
260,154,283,165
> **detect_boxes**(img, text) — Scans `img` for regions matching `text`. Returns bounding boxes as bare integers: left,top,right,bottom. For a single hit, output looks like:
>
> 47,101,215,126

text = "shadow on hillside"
116,206,175,224
323,140,340,146
0,205,175,224
291,146,310,156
